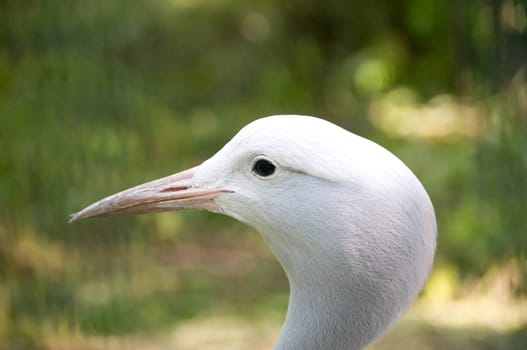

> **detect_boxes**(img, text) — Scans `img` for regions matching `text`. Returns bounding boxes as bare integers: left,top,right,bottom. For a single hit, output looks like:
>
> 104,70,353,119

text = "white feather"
192,115,437,350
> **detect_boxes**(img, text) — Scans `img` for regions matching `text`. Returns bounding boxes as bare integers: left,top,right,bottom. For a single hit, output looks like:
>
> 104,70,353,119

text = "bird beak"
69,166,232,223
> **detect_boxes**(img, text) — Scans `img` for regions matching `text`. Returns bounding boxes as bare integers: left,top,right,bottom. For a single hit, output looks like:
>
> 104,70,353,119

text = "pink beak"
69,166,232,223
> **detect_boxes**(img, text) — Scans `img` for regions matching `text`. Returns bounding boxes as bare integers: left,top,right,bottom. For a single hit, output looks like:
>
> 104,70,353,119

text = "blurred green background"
1,0,526,349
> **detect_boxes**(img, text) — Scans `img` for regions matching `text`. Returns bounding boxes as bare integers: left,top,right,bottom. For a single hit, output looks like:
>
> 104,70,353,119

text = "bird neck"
245,177,436,350
274,272,373,350
259,200,431,350
256,215,387,349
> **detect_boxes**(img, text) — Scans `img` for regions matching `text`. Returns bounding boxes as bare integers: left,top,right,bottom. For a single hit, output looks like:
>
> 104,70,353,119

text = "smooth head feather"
192,115,437,350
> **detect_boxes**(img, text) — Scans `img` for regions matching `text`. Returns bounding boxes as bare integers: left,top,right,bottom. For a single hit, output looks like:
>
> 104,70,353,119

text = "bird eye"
253,158,276,177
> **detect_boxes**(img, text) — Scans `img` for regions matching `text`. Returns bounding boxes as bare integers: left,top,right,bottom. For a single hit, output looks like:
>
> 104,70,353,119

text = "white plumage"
71,115,437,350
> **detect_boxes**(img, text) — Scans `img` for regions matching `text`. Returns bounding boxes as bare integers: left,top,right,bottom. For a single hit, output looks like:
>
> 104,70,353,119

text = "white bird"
70,115,436,350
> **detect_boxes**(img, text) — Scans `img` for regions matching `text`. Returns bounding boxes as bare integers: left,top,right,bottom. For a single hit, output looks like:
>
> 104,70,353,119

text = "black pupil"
254,159,276,177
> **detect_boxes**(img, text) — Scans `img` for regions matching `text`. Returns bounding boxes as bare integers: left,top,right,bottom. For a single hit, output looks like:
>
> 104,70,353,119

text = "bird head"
70,115,370,223
71,114,435,278
70,115,437,349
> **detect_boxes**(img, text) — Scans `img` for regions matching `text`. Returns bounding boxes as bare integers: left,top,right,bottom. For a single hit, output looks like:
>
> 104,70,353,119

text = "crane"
70,115,436,350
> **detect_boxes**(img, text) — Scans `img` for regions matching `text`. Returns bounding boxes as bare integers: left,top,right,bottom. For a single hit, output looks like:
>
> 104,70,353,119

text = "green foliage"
0,0,526,347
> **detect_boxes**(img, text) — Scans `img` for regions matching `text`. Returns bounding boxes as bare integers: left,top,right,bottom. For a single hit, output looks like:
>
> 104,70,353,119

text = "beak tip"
68,212,82,224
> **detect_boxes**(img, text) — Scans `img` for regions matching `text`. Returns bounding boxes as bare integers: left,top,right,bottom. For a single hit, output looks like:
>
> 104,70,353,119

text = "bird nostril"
160,185,191,192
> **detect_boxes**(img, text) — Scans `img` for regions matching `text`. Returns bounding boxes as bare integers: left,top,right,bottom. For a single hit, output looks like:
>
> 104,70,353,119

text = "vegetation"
0,0,526,348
